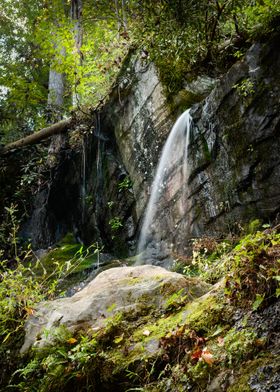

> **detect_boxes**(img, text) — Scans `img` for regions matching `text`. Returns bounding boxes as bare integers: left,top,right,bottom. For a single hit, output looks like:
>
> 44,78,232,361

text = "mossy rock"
34,233,102,295
227,355,279,392
21,265,211,353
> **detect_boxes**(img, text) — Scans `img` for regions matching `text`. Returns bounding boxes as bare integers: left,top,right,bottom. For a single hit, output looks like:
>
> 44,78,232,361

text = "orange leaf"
24,307,35,316
201,348,215,366
255,338,266,347
67,337,78,345
191,348,202,360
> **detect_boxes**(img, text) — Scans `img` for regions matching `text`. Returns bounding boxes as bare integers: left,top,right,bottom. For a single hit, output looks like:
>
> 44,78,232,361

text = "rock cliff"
23,35,280,264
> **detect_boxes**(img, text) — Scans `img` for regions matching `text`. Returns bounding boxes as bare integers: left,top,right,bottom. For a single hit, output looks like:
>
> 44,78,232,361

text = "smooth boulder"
21,265,210,353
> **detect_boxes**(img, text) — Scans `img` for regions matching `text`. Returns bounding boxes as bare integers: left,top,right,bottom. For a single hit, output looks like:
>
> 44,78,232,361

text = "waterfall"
137,109,193,263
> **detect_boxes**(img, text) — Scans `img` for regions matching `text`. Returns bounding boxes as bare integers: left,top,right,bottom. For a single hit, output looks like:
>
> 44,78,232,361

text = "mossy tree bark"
2,118,72,153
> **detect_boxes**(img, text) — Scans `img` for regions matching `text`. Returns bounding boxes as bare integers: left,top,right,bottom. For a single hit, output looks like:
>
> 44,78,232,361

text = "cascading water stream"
137,109,193,263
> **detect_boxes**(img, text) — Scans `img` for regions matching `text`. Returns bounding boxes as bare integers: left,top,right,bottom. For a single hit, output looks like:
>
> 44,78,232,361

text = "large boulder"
21,265,210,353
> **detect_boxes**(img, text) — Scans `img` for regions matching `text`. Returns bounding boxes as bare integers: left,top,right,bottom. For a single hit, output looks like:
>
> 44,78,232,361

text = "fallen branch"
2,118,73,154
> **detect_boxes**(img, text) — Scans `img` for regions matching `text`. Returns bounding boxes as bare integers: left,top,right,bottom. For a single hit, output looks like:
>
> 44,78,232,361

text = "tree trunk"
47,0,67,122
71,0,83,107
2,118,72,153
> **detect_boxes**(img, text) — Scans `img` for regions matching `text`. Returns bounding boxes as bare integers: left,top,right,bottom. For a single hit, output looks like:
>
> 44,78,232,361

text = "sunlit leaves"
0,0,131,140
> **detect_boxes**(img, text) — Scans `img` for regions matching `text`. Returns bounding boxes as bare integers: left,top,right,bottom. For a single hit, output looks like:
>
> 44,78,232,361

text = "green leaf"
113,334,124,344
252,293,265,311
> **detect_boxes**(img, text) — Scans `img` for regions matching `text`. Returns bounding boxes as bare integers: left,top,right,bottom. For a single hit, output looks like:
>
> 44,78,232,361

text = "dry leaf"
255,338,266,347
201,348,215,366
67,337,78,345
24,307,35,316
217,336,224,347
191,348,202,360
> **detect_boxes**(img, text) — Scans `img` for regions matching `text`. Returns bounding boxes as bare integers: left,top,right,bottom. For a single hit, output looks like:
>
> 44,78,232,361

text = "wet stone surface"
249,365,280,392
247,300,280,344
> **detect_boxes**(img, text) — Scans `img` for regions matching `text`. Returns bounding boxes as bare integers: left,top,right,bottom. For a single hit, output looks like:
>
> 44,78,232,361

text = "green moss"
31,235,104,296
40,243,81,271
170,89,204,114
199,132,211,162
203,228,280,306
223,327,258,365
58,232,77,245
185,289,228,334
41,234,102,273
163,289,188,312
132,311,185,343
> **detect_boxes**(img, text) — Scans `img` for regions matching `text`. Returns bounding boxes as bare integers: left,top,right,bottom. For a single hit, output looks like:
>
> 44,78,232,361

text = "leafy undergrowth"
0,232,103,389
178,224,280,311
2,226,280,391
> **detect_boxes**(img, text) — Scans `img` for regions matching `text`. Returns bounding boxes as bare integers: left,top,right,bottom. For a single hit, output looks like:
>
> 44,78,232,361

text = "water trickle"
95,112,104,217
81,136,86,224
137,109,193,263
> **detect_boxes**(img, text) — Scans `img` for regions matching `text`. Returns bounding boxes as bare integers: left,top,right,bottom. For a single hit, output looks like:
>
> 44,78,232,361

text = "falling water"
137,109,193,263
81,136,86,224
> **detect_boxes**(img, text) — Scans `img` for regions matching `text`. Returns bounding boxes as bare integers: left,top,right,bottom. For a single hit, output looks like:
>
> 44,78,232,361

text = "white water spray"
137,109,192,263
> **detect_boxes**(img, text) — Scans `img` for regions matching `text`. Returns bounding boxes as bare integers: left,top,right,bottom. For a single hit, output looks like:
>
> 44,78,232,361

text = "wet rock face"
249,365,280,392
26,149,83,247
101,55,174,219
24,54,171,255
24,122,137,255
24,35,280,260
187,34,280,238
101,35,280,261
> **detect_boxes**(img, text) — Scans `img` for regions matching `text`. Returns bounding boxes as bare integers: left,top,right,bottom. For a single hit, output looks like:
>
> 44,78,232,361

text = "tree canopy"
0,0,279,143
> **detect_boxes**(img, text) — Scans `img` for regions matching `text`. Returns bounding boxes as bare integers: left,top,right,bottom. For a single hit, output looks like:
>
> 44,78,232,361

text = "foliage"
184,226,280,308
109,216,123,231
236,0,280,39
183,236,234,278
0,148,49,259
222,327,258,365
1,2,280,390
126,0,280,98
234,78,255,97
3,223,280,390
1,0,279,141
13,326,97,391
0,243,90,350
0,0,130,143
118,176,132,191
223,228,280,308
0,1,49,142
0,215,103,388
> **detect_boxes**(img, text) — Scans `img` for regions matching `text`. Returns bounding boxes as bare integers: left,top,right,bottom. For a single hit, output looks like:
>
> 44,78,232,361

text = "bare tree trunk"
46,0,68,155
47,0,67,123
71,0,83,107
47,68,65,121
121,0,127,31
114,0,121,35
